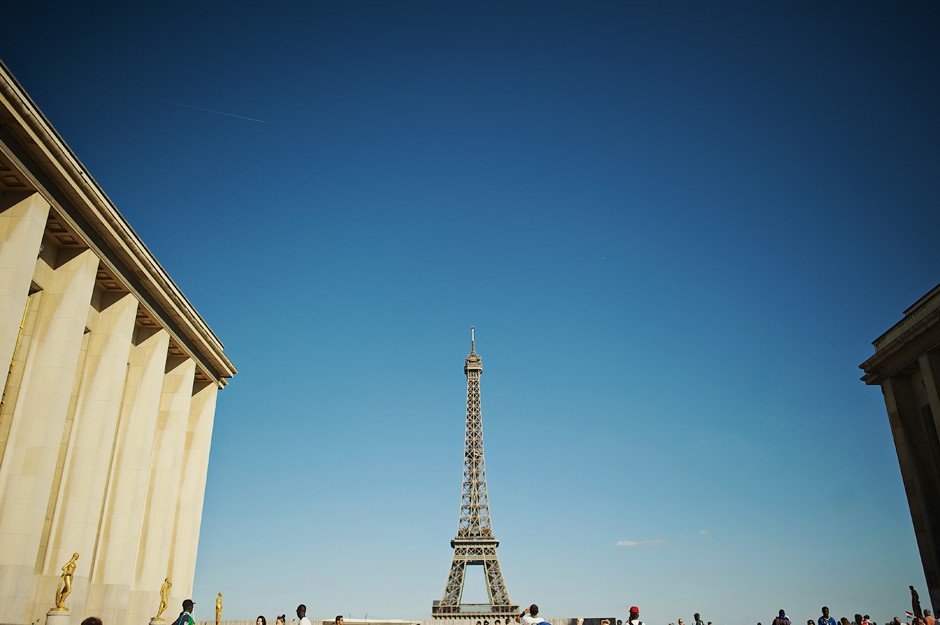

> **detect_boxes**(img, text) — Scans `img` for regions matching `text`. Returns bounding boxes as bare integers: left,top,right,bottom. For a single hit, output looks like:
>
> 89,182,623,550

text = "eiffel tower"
432,328,518,620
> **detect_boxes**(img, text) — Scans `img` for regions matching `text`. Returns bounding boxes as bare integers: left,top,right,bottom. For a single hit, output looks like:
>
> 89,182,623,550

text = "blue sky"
4,2,940,624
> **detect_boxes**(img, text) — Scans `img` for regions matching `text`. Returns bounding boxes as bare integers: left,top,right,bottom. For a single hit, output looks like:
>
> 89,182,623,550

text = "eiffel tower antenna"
432,329,517,620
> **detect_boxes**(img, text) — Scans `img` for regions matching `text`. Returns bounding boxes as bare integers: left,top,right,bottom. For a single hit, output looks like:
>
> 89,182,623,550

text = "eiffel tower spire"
432,329,517,619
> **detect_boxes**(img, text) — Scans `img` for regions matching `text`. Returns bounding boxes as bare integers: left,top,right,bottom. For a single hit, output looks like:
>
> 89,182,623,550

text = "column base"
150,618,166,625
46,609,71,625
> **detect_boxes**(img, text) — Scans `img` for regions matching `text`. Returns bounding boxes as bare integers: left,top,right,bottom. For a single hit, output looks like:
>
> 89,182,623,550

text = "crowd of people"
83,590,933,625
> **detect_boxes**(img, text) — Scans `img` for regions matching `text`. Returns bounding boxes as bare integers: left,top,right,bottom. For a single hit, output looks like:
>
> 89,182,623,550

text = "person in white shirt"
297,604,312,625
517,604,547,625
628,606,644,625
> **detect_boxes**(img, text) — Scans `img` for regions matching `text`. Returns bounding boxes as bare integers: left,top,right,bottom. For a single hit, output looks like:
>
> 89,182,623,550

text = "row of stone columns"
881,354,940,613
0,192,219,625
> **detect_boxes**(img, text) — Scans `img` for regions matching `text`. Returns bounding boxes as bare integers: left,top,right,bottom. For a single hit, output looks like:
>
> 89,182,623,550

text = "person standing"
820,607,837,625
695,613,705,625
911,587,924,619
518,605,548,625
627,606,644,625
297,605,312,625
172,600,196,625
773,610,791,625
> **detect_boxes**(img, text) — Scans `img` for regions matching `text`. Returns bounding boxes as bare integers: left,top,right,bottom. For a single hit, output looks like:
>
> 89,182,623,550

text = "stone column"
0,247,98,624
0,191,50,395
916,352,940,612
883,374,940,614
30,291,138,619
126,357,196,625
168,380,219,602
85,327,170,625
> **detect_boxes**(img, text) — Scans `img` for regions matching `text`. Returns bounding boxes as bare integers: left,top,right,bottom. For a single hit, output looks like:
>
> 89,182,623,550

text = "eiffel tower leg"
483,554,511,608
441,554,467,607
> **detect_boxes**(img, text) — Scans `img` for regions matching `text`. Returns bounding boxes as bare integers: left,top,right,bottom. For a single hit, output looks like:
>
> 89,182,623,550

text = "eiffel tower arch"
432,329,518,620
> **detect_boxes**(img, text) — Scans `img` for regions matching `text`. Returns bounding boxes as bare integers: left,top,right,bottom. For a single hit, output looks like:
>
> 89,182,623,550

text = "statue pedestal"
46,610,70,625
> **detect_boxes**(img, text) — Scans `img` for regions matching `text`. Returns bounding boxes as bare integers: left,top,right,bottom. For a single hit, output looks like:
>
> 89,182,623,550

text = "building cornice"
859,284,940,385
0,60,235,386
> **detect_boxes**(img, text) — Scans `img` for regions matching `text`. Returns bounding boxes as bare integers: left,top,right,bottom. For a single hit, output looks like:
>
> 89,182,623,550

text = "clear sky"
3,2,940,625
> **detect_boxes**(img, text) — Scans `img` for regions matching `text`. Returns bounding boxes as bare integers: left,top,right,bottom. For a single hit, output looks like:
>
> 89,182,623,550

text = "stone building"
0,61,236,625
861,284,940,613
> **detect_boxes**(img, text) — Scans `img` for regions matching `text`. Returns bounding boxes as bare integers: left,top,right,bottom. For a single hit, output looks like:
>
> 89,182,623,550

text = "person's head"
297,605,306,619
781,611,787,618
809,621,815,625
602,620,611,625
530,606,539,617
823,609,830,618
81,618,102,625
892,619,900,625
618,620,623,625
926,613,932,618
841,618,851,625
495,620,501,625
183,600,195,614
476,621,481,625
277,616,286,625
335,616,344,625
695,615,701,621
864,617,870,622
258,616,267,625
855,615,863,623
679,619,685,625
484,620,489,625
630,607,640,618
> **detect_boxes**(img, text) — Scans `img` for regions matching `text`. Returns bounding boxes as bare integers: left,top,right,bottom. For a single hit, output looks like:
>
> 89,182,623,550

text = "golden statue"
52,552,79,612
215,592,223,624
153,578,172,621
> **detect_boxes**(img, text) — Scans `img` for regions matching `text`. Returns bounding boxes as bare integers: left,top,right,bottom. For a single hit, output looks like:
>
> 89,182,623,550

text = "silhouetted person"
820,607,837,625
912,586,924,619
773,611,791,625
695,613,704,625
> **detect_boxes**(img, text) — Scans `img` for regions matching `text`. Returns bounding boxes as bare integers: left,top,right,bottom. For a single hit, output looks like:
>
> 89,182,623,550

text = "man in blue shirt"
819,606,837,625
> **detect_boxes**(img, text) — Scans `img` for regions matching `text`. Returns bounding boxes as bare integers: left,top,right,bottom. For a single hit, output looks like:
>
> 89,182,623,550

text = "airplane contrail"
107,88,269,124
152,96,269,124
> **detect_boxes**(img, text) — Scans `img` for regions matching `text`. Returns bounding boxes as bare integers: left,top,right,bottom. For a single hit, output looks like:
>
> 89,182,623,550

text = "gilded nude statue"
52,552,79,611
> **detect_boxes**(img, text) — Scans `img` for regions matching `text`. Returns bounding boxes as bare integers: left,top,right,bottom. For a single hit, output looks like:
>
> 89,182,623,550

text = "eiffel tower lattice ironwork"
432,328,518,620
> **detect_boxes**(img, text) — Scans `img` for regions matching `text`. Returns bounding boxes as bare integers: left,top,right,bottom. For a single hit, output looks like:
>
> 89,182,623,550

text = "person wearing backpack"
172,600,196,625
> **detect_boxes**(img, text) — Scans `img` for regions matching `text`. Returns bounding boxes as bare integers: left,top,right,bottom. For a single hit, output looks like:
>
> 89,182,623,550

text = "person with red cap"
627,606,644,625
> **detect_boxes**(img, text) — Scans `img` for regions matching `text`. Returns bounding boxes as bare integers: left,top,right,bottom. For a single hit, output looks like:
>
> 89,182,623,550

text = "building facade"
860,284,940,614
0,61,235,625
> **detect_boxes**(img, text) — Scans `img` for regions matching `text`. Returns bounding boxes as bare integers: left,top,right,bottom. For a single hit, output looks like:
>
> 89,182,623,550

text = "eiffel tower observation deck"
432,328,518,620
